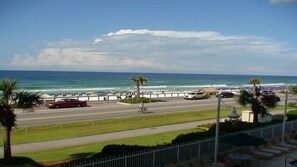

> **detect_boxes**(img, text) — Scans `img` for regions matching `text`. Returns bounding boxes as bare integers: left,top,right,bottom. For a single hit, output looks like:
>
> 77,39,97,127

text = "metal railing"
59,120,297,167
40,92,189,103
285,156,297,167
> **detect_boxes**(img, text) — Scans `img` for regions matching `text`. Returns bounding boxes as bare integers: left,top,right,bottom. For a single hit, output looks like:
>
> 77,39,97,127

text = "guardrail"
60,120,297,167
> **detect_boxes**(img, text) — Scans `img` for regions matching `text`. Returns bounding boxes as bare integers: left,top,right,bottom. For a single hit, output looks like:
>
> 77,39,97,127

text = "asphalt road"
16,97,237,126
15,94,288,127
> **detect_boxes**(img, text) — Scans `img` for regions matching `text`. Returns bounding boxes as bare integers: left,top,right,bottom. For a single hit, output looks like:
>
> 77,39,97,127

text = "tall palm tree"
0,78,42,160
238,78,279,123
129,76,147,98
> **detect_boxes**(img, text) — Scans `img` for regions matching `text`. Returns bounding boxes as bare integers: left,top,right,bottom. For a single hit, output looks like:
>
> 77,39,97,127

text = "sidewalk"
0,119,216,155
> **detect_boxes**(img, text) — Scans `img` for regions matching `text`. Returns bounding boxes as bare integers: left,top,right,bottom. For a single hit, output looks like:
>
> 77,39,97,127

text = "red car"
46,99,87,109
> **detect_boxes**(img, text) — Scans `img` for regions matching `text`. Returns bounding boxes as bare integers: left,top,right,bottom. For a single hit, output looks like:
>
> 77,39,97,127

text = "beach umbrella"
220,133,267,147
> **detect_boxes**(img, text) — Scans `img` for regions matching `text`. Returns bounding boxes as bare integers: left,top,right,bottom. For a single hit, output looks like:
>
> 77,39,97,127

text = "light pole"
213,94,240,164
213,94,221,164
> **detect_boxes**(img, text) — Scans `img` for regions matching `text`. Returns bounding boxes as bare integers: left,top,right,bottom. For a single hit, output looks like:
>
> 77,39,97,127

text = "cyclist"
139,101,144,113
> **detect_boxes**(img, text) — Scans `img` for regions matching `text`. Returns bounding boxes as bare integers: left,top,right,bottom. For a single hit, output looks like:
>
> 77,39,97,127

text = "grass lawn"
0,105,286,146
17,128,201,163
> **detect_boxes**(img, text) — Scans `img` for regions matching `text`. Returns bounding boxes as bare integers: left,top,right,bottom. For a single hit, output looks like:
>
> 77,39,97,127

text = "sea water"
0,70,296,95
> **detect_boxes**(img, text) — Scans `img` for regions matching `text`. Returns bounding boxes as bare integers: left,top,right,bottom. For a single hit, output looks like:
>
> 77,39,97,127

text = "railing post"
152,150,155,167
125,155,128,167
177,145,180,164
198,142,201,158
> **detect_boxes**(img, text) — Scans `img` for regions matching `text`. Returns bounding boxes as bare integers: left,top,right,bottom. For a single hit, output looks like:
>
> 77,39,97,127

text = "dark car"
216,92,234,98
46,99,87,109
260,90,275,96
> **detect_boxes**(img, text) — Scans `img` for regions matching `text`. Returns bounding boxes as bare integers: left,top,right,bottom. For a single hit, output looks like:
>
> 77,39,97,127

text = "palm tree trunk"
3,127,12,160
137,84,140,98
252,103,259,123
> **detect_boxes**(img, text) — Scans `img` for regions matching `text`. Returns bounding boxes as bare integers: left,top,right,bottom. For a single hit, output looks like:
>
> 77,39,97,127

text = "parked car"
216,92,234,98
260,90,275,96
46,99,87,109
184,92,206,100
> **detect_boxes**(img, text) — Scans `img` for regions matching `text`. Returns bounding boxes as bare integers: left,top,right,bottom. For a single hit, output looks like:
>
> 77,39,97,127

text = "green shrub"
119,97,155,104
102,144,153,156
287,110,297,120
204,93,211,99
173,121,280,144
288,102,297,108
289,85,297,94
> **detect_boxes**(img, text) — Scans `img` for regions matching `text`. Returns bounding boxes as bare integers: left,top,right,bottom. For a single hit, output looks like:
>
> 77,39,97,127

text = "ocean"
0,70,296,94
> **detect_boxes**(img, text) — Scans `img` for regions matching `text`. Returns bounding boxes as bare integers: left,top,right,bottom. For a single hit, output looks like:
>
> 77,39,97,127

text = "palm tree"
238,78,279,123
0,78,42,160
248,78,261,96
129,76,147,98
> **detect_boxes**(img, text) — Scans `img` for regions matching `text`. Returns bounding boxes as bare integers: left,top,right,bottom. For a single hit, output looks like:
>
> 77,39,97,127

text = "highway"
16,97,237,126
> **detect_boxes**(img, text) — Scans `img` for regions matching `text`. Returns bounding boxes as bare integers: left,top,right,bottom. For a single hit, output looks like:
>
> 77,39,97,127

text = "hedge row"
120,97,155,104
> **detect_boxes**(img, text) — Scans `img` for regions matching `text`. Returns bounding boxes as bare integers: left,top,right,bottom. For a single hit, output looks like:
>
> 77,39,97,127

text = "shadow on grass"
70,152,95,159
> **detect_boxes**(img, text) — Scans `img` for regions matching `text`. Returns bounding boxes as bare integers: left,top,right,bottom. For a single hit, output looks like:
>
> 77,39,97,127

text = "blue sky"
0,0,297,76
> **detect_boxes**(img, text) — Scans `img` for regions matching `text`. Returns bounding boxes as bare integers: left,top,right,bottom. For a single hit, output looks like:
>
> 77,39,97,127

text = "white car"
184,92,206,100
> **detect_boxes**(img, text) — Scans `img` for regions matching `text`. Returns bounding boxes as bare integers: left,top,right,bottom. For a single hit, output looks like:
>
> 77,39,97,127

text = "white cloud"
106,29,243,41
93,38,103,44
270,0,297,4
9,29,297,75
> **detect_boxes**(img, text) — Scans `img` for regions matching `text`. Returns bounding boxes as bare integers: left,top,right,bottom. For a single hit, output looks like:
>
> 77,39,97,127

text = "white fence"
40,92,189,103
60,120,297,167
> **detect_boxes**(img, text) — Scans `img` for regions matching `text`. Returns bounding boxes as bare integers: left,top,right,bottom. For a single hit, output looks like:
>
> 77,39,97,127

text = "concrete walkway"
1,119,216,155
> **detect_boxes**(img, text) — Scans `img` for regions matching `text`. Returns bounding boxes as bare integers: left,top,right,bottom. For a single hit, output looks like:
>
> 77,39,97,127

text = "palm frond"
0,78,17,102
14,91,42,112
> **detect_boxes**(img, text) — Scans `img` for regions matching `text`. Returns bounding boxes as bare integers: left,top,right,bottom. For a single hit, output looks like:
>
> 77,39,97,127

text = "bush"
102,144,153,156
204,93,211,99
287,110,297,120
172,131,214,144
0,157,40,167
120,97,155,104
173,121,281,144
289,85,297,94
288,102,297,108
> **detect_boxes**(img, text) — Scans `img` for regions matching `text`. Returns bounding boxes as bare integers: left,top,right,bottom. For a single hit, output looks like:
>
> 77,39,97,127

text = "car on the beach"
46,99,87,109
216,92,234,98
184,92,206,100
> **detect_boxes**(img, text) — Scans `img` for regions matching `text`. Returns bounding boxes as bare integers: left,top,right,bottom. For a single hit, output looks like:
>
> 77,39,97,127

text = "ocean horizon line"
1,69,296,78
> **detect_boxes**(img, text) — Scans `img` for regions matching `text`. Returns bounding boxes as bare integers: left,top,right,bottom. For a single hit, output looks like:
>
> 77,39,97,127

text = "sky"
0,0,297,76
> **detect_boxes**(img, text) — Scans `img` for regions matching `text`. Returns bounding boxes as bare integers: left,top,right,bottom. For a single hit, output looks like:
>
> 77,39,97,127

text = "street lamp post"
213,94,240,165
213,95,221,164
